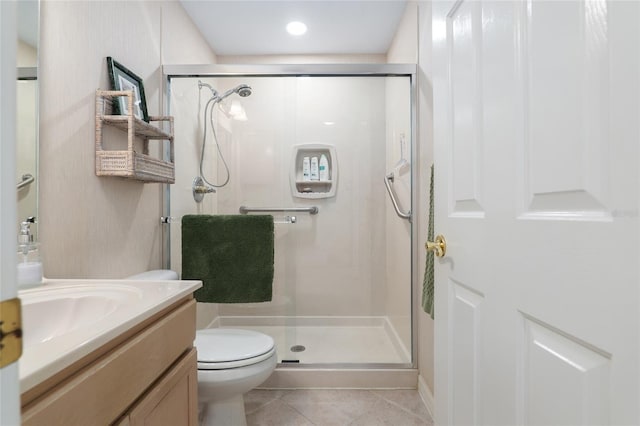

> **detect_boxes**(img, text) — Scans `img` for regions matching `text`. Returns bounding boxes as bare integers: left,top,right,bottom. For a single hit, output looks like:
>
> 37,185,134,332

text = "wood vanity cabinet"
21,297,198,426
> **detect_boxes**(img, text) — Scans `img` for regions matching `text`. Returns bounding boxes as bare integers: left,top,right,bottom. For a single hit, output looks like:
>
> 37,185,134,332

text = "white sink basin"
21,284,142,348
18,279,201,393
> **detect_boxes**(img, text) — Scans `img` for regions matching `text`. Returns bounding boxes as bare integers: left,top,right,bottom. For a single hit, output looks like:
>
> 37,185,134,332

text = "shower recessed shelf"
95,90,175,183
290,144,337,199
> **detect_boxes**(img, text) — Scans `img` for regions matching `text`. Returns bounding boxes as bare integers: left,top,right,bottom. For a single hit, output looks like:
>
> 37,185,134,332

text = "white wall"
38,0,215,278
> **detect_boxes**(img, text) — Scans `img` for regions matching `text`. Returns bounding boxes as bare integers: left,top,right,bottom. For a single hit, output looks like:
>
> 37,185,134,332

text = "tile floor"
244,389,433,426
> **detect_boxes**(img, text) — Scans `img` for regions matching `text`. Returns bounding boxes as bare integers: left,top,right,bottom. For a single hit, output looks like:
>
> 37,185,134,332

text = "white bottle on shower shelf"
302,156,311,181
319,154,329,181
310,156,319,180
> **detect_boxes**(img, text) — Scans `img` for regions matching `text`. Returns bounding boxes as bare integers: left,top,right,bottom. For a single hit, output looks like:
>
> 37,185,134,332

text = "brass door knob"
425,235,446,257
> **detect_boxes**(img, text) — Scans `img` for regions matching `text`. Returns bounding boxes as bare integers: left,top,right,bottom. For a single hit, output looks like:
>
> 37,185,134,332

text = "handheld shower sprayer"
216,84,253,102
194,80,253,201
235,84,253,98
198,81,252,103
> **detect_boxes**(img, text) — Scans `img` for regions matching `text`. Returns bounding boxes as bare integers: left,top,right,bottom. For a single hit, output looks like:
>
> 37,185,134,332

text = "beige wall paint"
39,0,215,279
387,2,419,64
17,40,36,67
417,1,435,394
385,0,418,369
388,1,436,395
160,1,217,66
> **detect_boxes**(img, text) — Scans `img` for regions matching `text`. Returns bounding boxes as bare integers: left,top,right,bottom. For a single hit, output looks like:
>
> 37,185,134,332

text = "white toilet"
196,328,276,426
126,270,277,426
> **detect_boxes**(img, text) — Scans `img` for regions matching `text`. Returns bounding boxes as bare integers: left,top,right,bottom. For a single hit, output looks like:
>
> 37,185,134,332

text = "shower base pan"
209,316,417,389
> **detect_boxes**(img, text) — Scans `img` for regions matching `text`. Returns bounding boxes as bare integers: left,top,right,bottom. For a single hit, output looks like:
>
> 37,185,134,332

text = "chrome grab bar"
239,206,319,215
17,173,34,190
384,172,411,220
161,214,300,224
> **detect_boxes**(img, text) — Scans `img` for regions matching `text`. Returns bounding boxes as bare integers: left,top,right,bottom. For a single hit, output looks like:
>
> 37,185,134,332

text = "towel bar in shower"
239,206,319,215
160,214,300,224
384,172,411,220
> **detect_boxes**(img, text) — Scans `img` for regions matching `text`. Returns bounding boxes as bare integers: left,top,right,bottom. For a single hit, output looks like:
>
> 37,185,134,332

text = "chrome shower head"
236,84,252,98
199,81,252,103
218,84,253,102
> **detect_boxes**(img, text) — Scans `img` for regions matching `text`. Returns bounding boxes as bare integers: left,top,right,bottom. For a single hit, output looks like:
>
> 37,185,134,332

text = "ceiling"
179,0,408,56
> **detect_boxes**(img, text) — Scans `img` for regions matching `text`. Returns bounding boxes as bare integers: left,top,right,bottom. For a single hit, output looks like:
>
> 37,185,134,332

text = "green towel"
181,214,274,303
422,164,435,318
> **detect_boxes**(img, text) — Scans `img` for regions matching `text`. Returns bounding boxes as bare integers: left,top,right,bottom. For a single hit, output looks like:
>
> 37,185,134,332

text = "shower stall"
164,64,417,381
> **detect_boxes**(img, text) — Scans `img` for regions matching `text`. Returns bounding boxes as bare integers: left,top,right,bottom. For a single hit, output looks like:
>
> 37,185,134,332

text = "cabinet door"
127,348,198,426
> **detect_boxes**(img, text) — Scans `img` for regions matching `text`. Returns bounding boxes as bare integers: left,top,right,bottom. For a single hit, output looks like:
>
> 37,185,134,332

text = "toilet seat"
195,328,276,370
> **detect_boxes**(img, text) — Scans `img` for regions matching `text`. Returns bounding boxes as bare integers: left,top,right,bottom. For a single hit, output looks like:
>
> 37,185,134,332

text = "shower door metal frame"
162,64,418,370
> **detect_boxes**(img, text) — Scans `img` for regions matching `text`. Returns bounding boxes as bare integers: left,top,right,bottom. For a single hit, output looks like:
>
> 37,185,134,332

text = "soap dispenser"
17,217,43,289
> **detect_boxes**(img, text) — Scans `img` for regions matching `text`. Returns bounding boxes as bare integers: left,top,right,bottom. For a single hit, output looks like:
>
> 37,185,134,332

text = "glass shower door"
168,70,413,366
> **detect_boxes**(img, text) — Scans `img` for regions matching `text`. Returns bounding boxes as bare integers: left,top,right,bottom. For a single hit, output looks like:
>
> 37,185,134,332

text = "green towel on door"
181,214,274,303
422,164,435,318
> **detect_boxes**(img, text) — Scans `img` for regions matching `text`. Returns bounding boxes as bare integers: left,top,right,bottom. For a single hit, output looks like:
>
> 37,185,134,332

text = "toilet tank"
126,269,179,281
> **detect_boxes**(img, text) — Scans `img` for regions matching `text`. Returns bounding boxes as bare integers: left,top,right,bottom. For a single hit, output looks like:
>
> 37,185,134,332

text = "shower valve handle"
192,176,215,203
194,185,216,194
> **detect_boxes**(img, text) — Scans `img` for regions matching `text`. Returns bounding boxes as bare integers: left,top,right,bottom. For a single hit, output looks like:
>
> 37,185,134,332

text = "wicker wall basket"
95,90,175,184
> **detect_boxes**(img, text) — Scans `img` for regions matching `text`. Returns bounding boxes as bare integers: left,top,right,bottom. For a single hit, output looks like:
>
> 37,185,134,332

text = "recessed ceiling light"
286,21,307,36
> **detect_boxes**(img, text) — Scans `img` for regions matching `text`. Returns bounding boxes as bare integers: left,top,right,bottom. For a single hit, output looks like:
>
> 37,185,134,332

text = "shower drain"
290,345,306,353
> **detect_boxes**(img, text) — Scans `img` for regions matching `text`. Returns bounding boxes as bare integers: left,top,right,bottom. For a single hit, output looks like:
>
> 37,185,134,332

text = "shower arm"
198,81,218,99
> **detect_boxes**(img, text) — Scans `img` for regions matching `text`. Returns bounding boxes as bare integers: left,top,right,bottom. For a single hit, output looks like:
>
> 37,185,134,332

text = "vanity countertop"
18,278,202,393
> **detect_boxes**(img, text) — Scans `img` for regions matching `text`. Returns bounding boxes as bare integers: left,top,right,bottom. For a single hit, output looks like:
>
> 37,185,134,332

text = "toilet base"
199,394,247,426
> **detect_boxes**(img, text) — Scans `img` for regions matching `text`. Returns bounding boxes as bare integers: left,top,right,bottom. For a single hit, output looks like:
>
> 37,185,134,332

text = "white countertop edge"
19,279,202,393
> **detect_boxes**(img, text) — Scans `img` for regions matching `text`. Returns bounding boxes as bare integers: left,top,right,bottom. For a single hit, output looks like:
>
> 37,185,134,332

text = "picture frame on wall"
106,57,149,122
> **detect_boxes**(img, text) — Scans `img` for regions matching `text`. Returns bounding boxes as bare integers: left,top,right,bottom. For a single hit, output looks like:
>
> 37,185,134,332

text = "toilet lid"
195,328,275,364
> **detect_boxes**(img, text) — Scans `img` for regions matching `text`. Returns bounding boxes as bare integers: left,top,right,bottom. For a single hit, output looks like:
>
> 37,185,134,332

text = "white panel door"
0,1,21,425
433,1,639,425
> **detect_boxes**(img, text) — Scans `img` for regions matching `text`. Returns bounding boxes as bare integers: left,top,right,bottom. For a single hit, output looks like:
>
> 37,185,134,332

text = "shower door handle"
384,172,411,221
